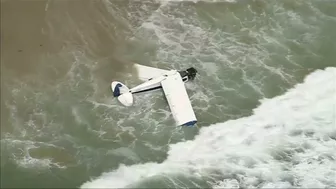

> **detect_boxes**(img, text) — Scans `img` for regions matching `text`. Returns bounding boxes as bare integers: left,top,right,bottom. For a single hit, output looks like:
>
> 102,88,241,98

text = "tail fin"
111,81,133,106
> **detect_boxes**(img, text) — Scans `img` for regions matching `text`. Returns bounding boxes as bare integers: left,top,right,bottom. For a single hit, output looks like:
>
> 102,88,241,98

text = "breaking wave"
81,67,336,188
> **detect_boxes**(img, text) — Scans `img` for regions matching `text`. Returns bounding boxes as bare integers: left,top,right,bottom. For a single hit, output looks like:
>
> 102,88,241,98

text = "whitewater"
81,67,336,188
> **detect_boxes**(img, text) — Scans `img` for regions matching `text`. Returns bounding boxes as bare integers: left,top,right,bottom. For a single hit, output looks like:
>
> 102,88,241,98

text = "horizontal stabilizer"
117,92,133,106
111,81,133,106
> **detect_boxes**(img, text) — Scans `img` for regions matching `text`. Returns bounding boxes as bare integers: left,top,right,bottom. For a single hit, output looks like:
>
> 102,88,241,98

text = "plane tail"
111,81,133,106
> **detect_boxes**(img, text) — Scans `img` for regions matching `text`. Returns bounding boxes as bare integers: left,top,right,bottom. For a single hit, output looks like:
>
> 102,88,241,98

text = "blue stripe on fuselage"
132,85,162,94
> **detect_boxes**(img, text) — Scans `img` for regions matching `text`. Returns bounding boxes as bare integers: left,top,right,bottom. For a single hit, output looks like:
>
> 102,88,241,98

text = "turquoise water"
1,0,335,188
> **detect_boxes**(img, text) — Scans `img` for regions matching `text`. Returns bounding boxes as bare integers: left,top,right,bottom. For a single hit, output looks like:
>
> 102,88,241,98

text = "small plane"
111,64,198,127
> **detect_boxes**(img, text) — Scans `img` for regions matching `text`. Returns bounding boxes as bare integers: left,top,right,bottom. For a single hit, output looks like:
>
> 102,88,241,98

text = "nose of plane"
187,67,197,80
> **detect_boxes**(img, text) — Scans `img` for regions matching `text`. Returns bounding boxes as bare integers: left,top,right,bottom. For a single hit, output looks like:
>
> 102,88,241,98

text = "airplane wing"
134,63,170,81
161,72,197,126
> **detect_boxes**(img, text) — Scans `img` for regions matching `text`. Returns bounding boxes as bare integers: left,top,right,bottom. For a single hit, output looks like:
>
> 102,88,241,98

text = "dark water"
1,0,335,188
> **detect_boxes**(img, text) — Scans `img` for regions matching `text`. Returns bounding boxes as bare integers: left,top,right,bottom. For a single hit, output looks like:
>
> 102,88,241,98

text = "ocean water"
1,0,335,188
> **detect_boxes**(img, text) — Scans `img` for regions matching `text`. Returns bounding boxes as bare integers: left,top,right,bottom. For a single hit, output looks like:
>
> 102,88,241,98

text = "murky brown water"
1,0,135,81
0,0,136,131
1,1,136,186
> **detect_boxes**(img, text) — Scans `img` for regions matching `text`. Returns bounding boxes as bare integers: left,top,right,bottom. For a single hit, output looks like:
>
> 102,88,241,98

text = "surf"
81,67,336,188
